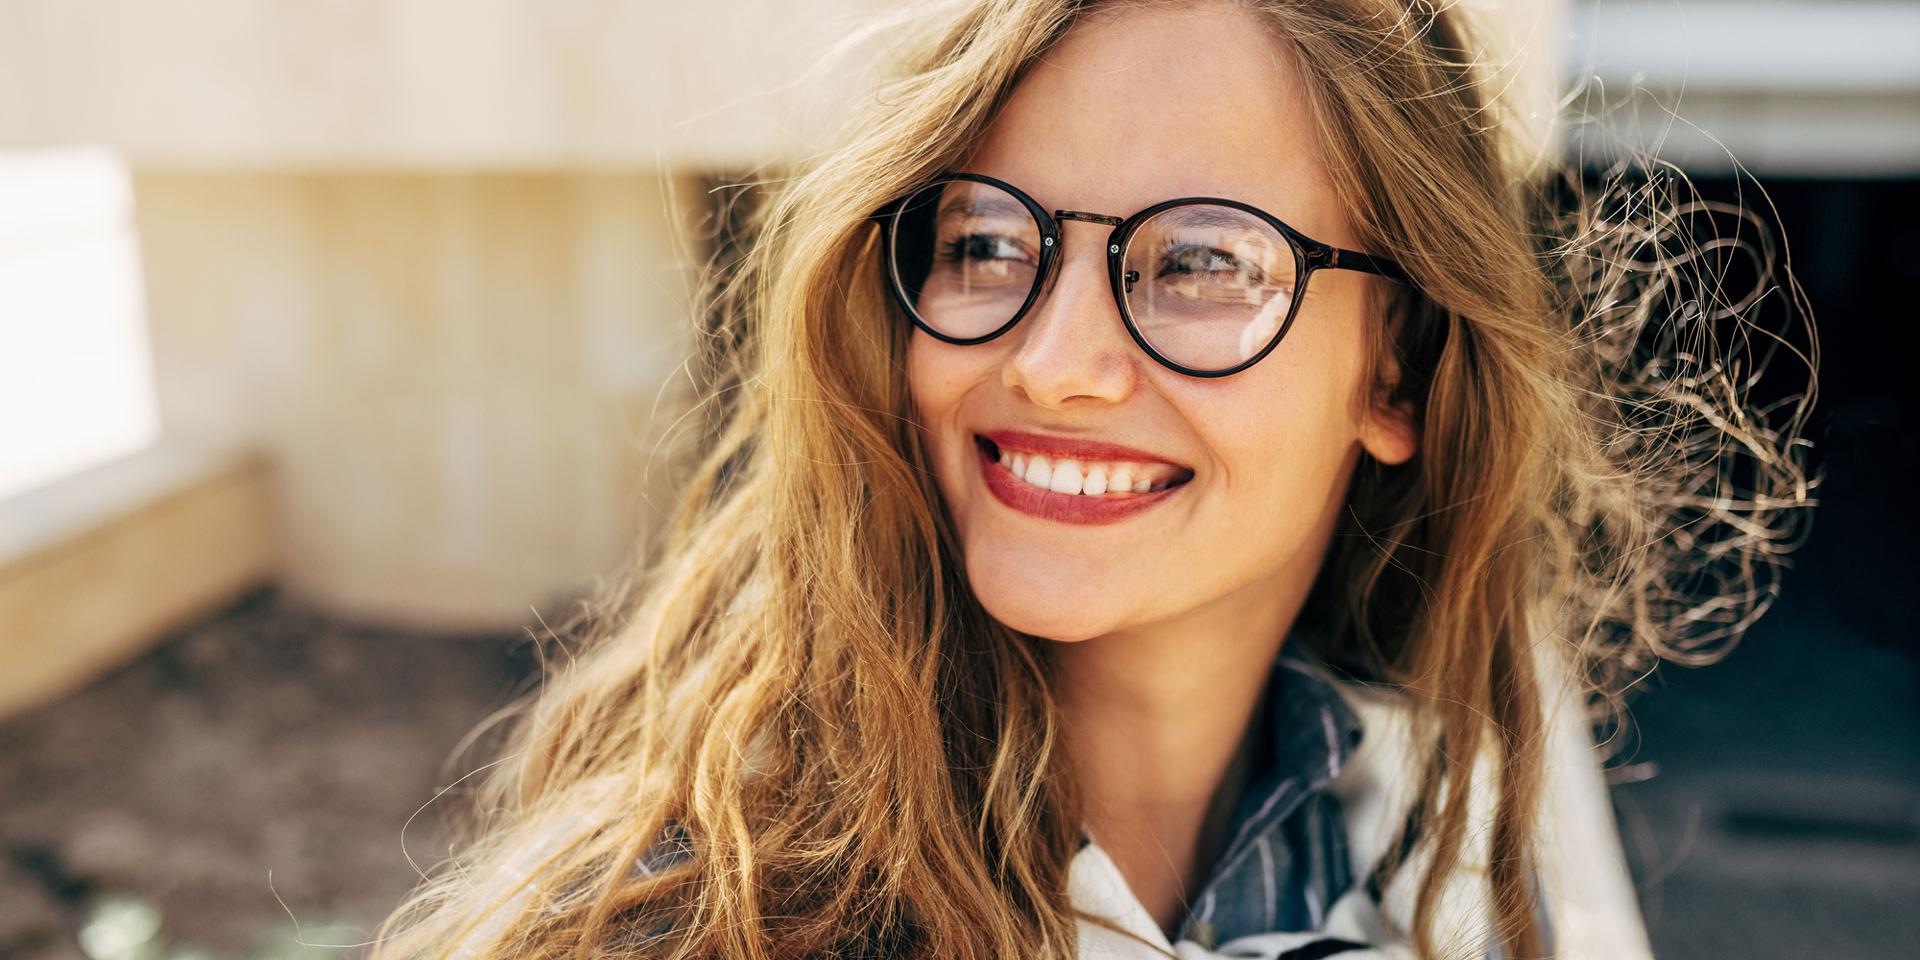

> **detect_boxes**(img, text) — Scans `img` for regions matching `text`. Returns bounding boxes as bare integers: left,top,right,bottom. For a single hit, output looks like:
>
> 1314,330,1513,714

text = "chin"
964,557,1126,643
982,604,1110,643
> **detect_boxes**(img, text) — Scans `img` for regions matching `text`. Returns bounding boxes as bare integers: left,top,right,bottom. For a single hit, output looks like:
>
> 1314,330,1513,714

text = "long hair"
369,1,1814,957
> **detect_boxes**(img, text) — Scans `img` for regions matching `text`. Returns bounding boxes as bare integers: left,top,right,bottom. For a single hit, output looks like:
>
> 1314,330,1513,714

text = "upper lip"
978,429,1192,470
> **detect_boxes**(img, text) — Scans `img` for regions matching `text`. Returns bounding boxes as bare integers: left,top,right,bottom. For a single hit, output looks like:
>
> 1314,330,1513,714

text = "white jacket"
1069,668,1653,960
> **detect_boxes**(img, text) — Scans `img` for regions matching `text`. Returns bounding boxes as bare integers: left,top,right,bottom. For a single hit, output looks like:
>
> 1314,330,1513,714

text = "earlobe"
1357,286,1421,467
1359,394,1419,466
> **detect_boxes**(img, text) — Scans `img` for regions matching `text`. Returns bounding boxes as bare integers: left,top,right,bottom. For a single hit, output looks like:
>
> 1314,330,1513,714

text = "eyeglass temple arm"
1326,247,1411,284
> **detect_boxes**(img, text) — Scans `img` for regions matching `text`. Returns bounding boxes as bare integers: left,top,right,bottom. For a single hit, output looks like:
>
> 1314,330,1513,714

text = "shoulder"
1305,661,1653,960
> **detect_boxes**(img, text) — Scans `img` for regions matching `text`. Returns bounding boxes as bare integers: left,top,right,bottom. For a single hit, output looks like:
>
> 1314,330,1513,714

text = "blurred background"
0,1,1914,958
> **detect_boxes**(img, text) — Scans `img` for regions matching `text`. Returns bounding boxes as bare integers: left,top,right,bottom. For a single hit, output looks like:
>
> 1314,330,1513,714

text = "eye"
1155,243,1263,283
940,233,1031,264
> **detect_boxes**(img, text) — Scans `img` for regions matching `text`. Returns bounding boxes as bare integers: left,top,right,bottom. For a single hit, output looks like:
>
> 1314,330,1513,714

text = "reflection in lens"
1122,204,1300,371
889,180,1042,340
1236,287,1293,362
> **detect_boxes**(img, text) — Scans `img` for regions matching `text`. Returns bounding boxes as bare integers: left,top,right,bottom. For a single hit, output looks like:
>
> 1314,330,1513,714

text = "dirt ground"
0,588,542,960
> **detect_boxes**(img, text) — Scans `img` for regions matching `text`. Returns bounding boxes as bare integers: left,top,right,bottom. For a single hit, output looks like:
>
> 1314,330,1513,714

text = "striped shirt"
1074,656,1364,951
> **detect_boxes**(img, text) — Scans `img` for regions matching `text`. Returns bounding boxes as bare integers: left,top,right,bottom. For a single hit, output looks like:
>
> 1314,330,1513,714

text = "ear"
1360,398,1418,466
1358,351,1419,467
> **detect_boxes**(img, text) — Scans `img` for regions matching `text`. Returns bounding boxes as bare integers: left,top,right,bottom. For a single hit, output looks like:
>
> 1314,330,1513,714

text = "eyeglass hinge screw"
1108,244,1120,254
1043,237,1054,247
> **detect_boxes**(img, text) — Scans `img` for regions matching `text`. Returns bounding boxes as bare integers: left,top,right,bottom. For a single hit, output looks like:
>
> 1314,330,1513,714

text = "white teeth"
1022,456,1052,487
994,446,1186,497
1048,460,1083,495
1083,466,1108,496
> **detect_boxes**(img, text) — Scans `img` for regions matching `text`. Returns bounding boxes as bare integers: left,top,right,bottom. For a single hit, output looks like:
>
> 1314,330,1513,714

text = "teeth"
1022,456,1051,488
1083,466,1108,496
994,446,1185,497
1048,460,1083,495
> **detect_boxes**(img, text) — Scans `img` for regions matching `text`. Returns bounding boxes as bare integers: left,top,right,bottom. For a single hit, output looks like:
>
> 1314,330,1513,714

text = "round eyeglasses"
878,173,1410,378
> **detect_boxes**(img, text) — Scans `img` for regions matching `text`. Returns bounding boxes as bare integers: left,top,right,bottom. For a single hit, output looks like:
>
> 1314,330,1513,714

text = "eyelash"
1154,241,1267,285
939,234,1028,263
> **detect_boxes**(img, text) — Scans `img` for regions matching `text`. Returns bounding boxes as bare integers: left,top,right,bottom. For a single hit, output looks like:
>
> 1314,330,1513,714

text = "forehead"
964,1,1349,244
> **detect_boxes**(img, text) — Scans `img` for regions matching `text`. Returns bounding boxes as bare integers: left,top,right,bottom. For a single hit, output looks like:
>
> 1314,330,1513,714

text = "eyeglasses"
877,173,1410,378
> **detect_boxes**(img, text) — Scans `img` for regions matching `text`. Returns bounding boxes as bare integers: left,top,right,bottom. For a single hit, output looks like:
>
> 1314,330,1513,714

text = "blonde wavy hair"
369,1,1815,957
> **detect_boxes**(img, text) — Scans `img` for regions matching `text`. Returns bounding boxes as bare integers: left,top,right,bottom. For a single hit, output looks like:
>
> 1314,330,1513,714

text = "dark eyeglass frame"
875,172,1411,379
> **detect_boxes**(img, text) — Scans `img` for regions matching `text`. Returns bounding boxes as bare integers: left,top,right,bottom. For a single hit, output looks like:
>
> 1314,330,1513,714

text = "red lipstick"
973,434,1191,526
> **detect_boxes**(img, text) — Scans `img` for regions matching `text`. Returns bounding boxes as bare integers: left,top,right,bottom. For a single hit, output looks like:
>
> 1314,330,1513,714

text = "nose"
1000,223,1140,409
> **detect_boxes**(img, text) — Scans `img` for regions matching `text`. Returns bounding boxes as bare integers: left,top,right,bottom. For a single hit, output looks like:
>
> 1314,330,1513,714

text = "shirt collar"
1074,654,1366,947
1260,655,1365,793
1189,655,1364,938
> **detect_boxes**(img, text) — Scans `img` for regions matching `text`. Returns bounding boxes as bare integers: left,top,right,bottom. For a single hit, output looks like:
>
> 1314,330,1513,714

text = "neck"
1053,571,1310,937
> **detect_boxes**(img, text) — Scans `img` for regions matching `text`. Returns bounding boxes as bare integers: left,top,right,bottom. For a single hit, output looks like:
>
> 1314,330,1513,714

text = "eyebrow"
1150,205,1258,230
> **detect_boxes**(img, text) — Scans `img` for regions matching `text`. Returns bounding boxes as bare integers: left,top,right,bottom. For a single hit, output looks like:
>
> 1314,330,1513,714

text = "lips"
971,429,1194,525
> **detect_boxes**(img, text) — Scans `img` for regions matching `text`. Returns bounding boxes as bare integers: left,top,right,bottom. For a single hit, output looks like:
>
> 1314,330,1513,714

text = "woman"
373,1,1813,957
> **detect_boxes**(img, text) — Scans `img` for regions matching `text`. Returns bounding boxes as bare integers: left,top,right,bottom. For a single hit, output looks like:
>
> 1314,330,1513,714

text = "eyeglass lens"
889,179,1303,372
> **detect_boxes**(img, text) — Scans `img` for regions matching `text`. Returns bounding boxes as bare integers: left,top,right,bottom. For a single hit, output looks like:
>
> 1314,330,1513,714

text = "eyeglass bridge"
1055,209,1123,226
1053,210,1140,290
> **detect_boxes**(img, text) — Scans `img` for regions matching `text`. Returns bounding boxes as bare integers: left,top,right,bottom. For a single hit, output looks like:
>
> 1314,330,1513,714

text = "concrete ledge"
0,444,279,718
1566,0,1920,177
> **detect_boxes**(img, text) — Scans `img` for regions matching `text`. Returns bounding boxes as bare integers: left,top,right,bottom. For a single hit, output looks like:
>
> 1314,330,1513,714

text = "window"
0,149,158,500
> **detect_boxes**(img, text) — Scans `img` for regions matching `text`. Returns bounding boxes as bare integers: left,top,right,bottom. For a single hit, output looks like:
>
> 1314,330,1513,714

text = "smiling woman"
369,1,1813,958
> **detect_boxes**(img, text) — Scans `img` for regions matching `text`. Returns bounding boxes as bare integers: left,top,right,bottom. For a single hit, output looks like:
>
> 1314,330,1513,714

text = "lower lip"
976,440,1186,526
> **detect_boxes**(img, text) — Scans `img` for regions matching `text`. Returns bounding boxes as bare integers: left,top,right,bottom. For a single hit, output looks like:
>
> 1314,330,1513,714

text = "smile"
974,434,1193,525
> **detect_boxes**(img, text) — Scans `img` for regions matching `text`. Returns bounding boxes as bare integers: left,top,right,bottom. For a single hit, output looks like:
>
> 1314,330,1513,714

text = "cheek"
1193,327,1369,533
1224,353,1361,464
906,334,973,421
906,335,991,490
905,337,938,419
1209,393,1353,506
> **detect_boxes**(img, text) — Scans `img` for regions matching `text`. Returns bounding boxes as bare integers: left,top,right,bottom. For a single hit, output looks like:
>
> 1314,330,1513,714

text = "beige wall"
0,0,1559,168
1,0,903,630
132,171,702,628
0,0,889,168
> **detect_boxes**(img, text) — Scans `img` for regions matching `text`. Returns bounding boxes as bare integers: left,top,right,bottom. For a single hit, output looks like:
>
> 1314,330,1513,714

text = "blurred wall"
0,0,892,628
130,172,697,627
1566,0,1920,176
0,0,886,167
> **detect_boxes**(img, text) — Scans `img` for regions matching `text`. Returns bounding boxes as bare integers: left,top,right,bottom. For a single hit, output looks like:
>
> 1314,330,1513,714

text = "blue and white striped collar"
1075,654,1365,949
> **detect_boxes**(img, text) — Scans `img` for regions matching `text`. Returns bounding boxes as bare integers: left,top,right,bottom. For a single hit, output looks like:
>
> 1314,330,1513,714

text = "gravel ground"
0,588,541,960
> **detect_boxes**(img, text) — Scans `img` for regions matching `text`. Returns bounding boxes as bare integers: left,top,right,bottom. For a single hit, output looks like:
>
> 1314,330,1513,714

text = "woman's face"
907,1,1416,644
